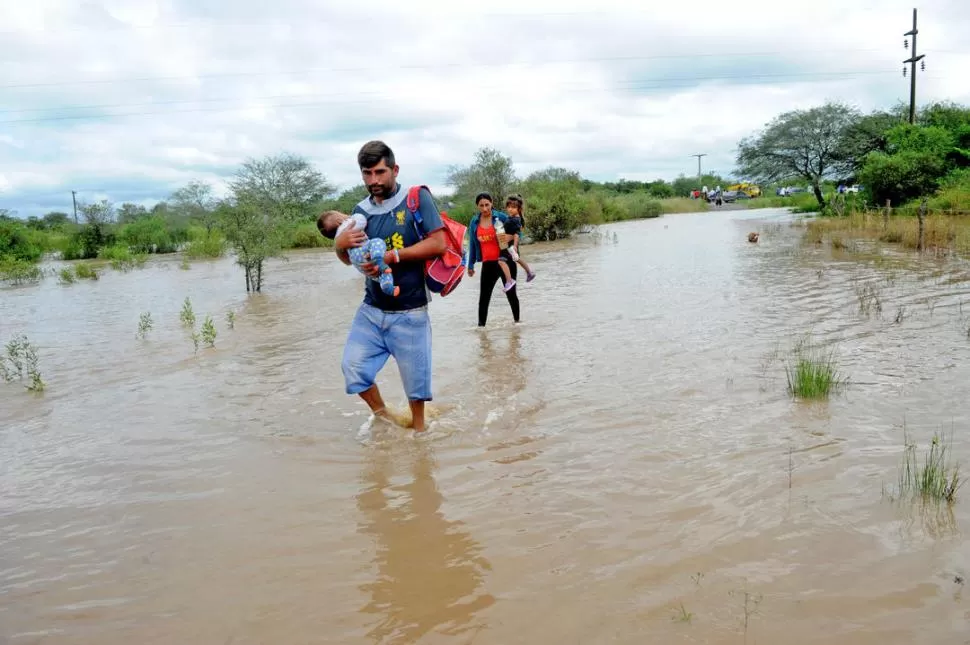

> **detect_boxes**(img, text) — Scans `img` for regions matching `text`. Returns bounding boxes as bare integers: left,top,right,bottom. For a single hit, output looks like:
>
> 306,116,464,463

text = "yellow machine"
727,183,762,198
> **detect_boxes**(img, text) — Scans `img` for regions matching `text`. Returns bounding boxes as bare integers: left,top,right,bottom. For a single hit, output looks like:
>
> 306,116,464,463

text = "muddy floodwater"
4,207,970,644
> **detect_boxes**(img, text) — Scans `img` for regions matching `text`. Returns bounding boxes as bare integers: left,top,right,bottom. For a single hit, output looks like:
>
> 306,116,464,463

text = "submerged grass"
784,337,846,399
890,427,963,504
803,209,970,258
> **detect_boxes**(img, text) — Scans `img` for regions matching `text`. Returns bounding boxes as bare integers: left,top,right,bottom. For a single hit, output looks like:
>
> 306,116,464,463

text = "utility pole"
690,153,707,178
71,190,78,223
903,8,925,125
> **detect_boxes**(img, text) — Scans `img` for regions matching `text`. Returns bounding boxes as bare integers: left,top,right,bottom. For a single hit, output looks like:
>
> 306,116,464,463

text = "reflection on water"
356,441,495,644
3,210,970,644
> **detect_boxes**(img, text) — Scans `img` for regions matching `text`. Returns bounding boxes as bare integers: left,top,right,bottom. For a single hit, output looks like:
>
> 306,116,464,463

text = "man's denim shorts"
341,303,432,401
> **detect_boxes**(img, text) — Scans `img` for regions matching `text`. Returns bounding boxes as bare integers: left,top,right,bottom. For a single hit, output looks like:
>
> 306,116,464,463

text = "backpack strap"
406,185,431,240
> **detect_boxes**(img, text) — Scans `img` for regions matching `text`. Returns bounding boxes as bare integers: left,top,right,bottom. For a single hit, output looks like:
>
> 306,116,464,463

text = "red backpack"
406,185,467,297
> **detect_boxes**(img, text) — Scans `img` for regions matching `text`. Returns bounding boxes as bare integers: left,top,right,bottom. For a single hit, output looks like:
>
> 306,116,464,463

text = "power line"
0,48,895,91
0,68,896,116
0,5,907,35
0,70,906,125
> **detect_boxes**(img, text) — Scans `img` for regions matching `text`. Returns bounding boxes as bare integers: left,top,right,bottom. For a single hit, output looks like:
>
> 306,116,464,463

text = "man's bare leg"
409,400,426,432
358,385,390,421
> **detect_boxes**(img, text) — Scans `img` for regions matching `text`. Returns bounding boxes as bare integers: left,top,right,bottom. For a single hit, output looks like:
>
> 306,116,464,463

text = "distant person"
332,140,447,433
465,192,520,327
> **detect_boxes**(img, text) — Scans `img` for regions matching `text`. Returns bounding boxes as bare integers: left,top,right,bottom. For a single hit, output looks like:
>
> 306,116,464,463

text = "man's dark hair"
358,140,395,169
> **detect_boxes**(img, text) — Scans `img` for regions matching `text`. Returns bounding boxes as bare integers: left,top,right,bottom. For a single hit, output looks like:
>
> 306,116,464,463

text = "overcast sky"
2,0,969,217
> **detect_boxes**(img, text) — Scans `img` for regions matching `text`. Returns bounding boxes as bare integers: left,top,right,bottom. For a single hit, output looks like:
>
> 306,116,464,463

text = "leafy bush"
0,219,43,262
183,227,227,258
858,150,949,206
120,215,178,254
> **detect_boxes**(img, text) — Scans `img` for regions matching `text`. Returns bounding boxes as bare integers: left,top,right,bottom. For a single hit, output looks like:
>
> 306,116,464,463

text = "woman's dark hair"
358,140,395,169
475,192,493,205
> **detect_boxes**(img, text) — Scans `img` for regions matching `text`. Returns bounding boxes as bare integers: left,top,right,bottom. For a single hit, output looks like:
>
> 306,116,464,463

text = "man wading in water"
333,141,447,432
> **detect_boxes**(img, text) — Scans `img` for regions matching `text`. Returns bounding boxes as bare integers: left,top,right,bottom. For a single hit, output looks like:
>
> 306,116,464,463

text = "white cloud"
0,0,969,215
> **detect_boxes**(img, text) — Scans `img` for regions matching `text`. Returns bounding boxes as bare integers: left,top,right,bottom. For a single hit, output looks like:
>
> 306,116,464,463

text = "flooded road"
3,207,970,644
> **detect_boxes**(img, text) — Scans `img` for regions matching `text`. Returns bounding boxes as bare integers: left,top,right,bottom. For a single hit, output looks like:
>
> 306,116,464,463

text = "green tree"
857,123,957,205
170,180,219,233
218,198,284,293
857,150,947,205
121,215,176,253
737,101,862,207
517,167,587,240
229,152,335,223
69,200,116,259
222,153,333,292
42,212,71,229
117,202,149,224
840,109,906,175
445,147,518,203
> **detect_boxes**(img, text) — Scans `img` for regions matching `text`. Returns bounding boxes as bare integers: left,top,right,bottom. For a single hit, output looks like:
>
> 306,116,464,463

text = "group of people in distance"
316,140,537,433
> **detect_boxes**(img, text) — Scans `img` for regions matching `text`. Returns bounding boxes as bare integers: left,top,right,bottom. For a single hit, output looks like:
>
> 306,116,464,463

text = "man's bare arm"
334,222,366,266
386,229,447,264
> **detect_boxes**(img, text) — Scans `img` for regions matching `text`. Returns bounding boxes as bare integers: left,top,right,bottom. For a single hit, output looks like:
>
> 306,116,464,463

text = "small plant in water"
890,427,963,504
784,336,846,399
894,305,906,324
180,297,196,327
190,331,200,354
74,263,99,280
729,588,762,643
58,267,76,284
1,334,45,392
137,312,153,339
855,282,883,317
200,315,217,348
671,602,693,624
225,310,236,329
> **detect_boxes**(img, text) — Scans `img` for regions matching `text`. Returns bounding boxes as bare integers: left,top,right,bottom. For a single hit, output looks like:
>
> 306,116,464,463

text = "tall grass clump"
57,262,100,284
0,257,44,285
58,267,76,284
784,337,846,399
660,197,708,214
891,428,963,504
74,262,99,280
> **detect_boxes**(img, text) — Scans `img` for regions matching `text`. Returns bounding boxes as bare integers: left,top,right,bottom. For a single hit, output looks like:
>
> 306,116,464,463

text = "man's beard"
368,182,393,197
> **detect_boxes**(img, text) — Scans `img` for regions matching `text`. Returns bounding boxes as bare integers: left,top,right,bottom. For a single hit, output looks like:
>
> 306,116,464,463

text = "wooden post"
884,199,891,230
917,198,927,252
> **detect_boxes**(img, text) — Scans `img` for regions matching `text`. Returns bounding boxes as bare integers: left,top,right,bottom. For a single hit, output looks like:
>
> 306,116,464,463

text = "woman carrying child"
466,192,523,327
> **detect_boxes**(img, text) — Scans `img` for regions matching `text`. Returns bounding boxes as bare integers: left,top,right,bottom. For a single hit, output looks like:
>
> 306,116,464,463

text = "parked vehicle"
721,190,750,203
727,183,761,198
